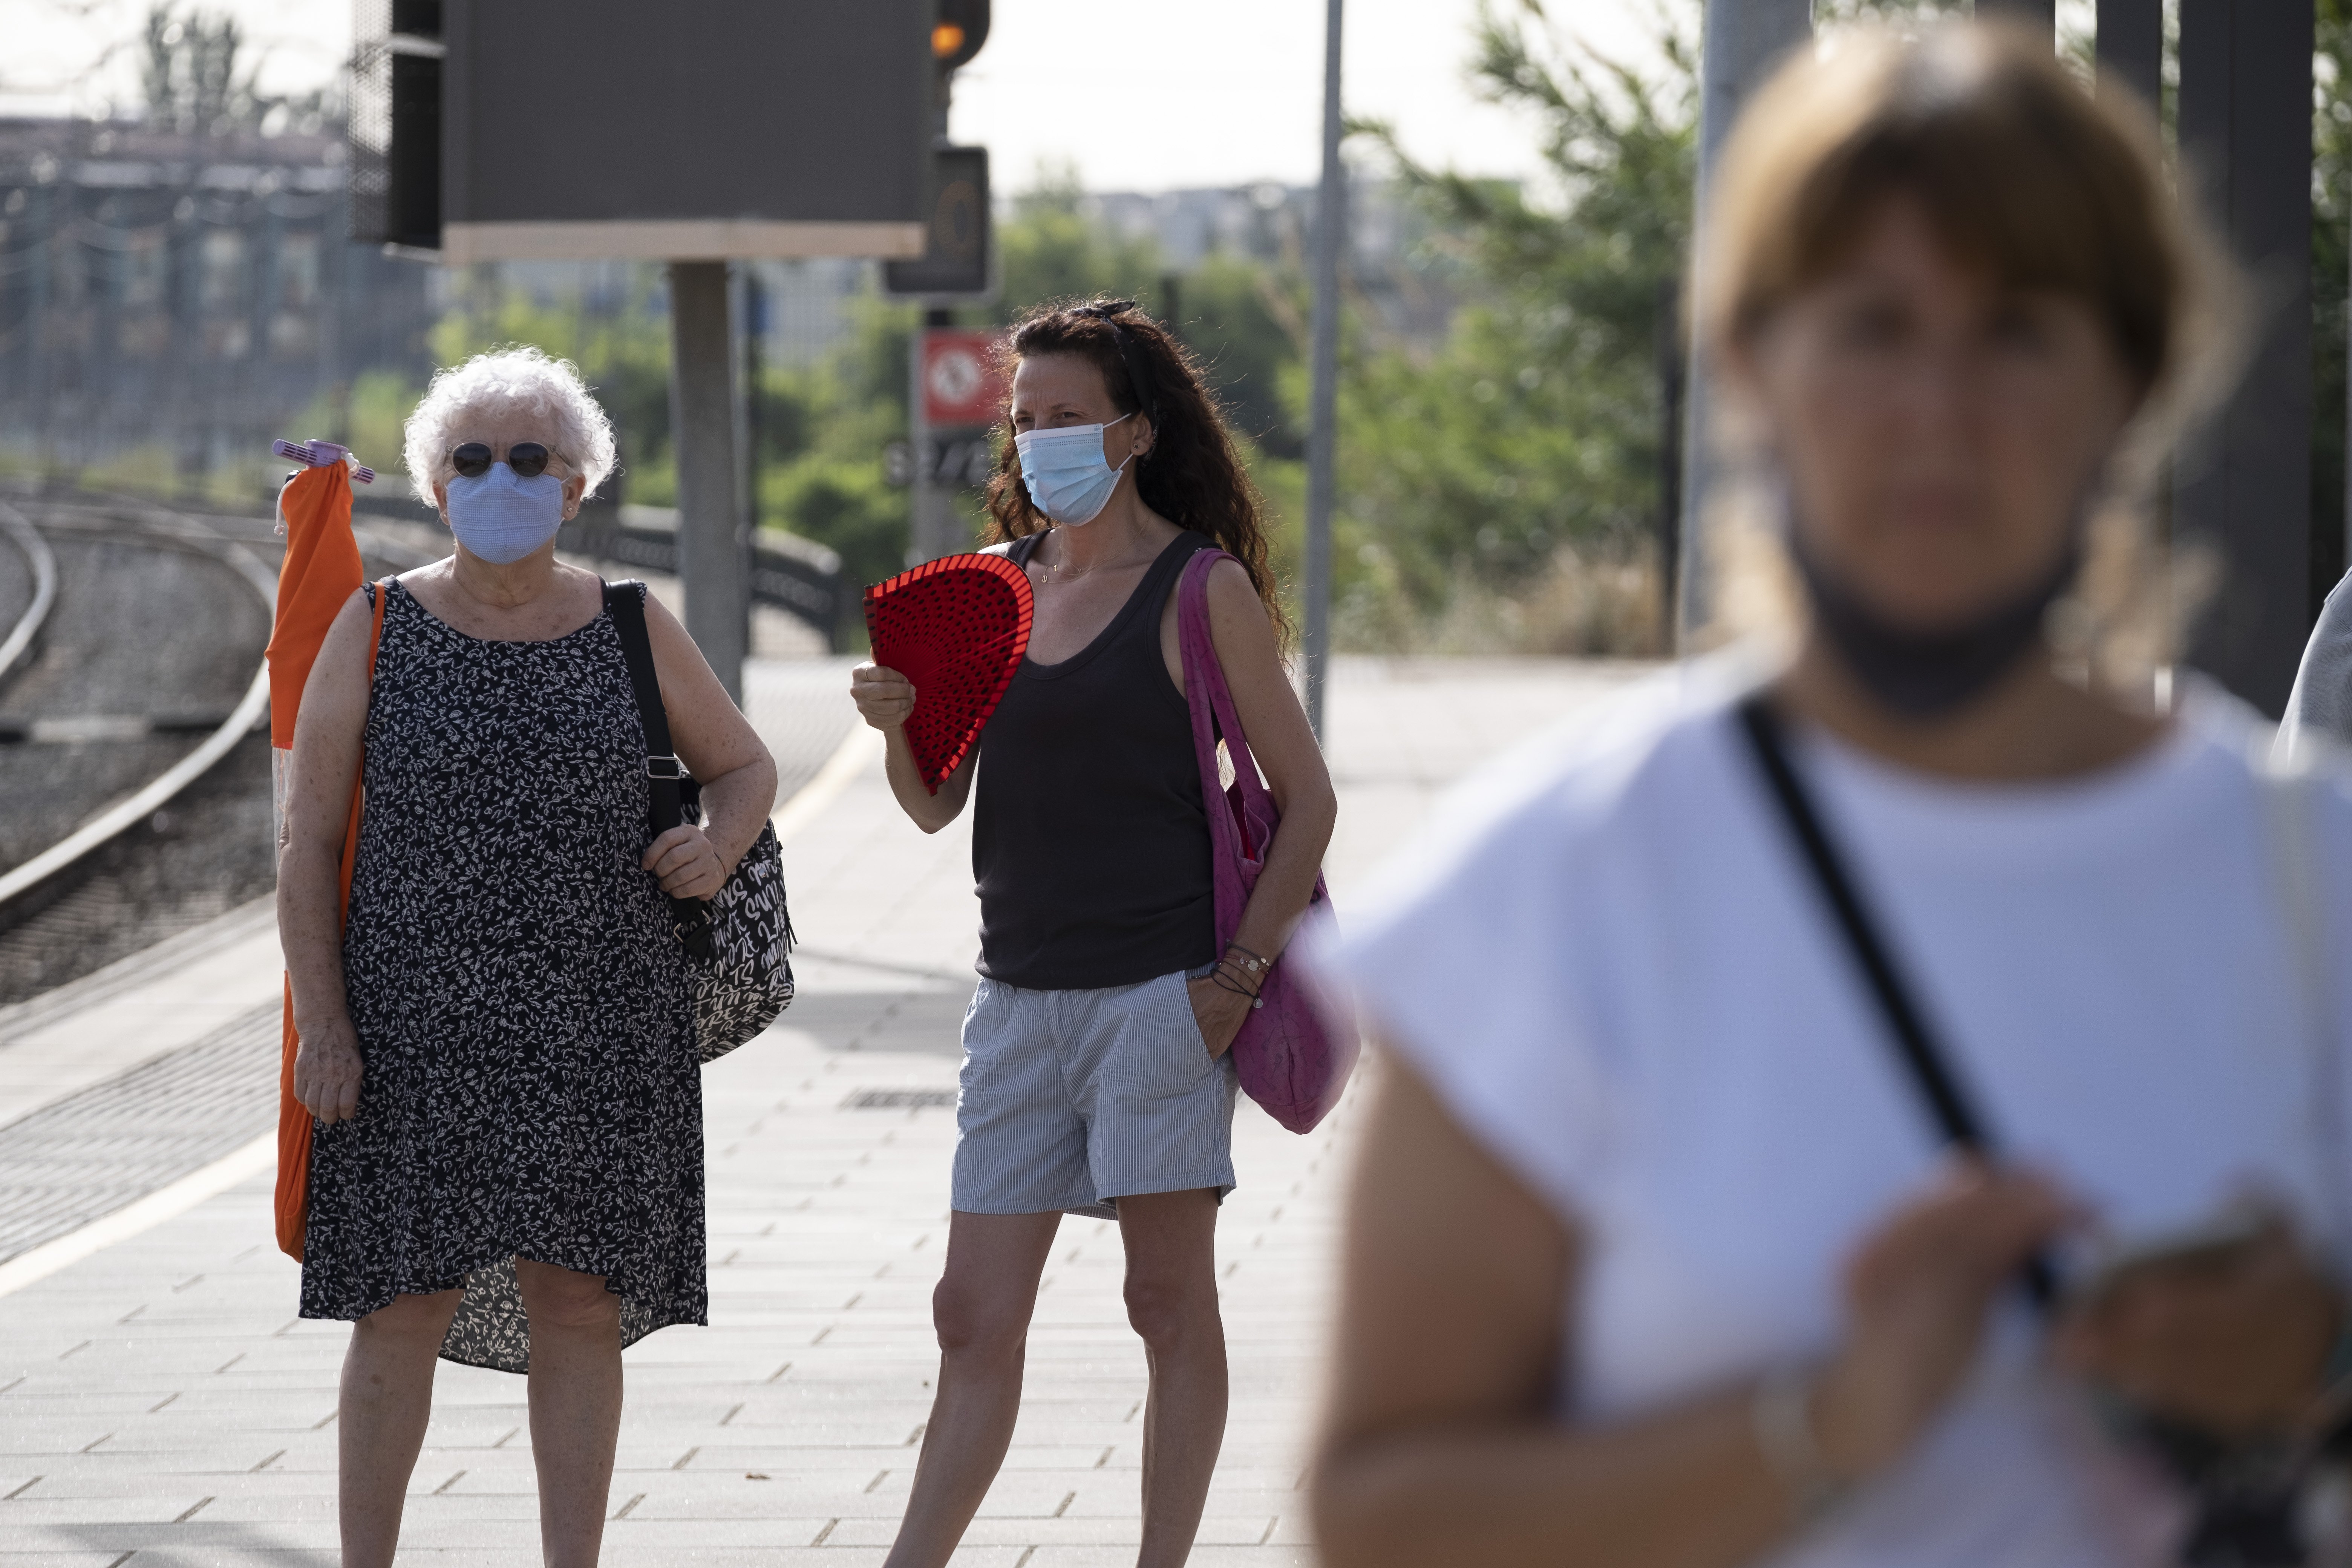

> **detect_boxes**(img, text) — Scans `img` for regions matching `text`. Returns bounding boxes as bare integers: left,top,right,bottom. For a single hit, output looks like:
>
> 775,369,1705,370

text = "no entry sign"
920,329,1007,428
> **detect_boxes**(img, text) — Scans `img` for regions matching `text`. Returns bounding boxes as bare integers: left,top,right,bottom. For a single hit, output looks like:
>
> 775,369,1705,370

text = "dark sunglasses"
449,441,552,479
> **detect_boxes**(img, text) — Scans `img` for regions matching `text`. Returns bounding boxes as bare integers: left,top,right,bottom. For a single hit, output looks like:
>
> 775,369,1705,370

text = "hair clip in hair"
273,438,376,484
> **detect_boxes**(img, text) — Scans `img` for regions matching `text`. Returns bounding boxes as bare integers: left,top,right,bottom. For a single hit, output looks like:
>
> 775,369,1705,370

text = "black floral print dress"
300,579,704,1373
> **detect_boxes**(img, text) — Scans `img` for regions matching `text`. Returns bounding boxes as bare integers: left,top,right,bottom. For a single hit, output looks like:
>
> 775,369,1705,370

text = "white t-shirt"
1316,660,2352,1568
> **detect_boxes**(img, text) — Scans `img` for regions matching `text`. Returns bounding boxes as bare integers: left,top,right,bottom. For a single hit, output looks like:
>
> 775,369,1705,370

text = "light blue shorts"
952,966,1240,1219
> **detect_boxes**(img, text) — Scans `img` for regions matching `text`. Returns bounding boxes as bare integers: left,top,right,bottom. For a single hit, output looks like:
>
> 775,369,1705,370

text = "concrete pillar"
1675,0,1813,645
667,260,749,706
2175,0,2314,715
2094,0,2163,108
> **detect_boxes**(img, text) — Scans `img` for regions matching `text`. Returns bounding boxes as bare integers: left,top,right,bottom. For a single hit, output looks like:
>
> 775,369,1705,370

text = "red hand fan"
865,553,1035,793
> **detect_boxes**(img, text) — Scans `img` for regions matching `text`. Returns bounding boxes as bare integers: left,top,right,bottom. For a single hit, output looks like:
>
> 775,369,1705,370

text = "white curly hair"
403,345,618,505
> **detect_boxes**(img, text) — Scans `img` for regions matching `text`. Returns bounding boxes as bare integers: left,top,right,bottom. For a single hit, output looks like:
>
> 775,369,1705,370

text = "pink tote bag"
1178,548,1358,1133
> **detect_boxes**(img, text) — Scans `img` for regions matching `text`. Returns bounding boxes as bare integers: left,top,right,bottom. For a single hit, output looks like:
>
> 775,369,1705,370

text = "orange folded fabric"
266,462,376,1262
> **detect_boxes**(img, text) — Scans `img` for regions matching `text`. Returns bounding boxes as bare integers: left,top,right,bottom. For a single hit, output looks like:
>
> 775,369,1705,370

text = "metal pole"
1675,0,1811,647
2175,0,2315,712
1303,0,1344,742
2094,0,2163,107
1655,274,1684,654
668,259,749,706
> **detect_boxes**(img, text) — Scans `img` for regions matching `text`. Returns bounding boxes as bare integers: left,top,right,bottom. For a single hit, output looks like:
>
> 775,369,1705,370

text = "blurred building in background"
1089,180,1466,352
0,116,436,494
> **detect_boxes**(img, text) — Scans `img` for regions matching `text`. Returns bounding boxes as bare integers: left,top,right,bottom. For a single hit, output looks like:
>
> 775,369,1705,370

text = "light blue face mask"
444,462,566,564
1015,413,1134,527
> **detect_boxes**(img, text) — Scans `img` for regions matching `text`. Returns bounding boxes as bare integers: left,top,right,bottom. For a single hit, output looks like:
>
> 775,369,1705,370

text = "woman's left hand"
2056,1220,2344,1441
643,824,727,899
1187,973,1254,1060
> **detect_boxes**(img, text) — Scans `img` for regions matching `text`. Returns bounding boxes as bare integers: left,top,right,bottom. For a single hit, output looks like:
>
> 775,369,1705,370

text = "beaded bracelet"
1210,959,1265,1007
1224,942,1270,980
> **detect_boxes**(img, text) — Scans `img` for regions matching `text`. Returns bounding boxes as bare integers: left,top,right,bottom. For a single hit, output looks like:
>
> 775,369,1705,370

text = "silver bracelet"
1750,1361,1849,1525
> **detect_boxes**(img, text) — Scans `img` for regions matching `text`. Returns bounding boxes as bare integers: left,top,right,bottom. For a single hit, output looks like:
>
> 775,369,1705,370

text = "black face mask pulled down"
1788,526,2081,721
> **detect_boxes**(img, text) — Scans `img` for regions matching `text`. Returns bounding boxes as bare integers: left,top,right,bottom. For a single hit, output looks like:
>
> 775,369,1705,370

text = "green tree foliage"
991,172,1307,460
755,294,915,593
425,268,675,499
992,165,1165,320
1335,1,1696,640
1182,254,1307,459
139,4,324,136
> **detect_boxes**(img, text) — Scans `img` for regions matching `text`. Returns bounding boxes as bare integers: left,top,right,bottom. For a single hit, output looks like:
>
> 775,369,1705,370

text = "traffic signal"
350,0,445,254
933,0,989,73
884,145,991,299
888,1,992,298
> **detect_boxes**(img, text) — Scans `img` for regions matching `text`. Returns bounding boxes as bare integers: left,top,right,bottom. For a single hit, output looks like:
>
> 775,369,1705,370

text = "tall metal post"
668,260,749,706
1675,0,1811,647
1302,0,1345,741
2094,0,2163,106
2175,0,2314,714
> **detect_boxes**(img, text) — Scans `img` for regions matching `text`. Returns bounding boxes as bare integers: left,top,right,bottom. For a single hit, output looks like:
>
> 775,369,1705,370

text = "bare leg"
339,1288,465,1568
1119,1189,1228,1568
884,1210,1063,1568
516,1259,624,1568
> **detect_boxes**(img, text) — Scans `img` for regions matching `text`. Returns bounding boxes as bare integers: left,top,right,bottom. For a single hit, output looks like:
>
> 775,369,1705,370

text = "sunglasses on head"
449,441,552,479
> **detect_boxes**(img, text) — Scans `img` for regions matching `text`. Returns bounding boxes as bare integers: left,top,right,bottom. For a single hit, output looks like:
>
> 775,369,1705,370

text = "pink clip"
273,438,375,484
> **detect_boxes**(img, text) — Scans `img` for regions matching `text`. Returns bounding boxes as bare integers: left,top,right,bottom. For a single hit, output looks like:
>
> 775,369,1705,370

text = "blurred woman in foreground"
1312,24,2352,1568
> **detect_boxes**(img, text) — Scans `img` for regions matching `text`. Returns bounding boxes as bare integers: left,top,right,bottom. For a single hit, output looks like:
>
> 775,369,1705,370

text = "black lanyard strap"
1736,692,2056,1311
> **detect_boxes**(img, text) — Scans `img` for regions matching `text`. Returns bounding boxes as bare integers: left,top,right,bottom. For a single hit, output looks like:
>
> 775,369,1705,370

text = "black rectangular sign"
439,0,931,262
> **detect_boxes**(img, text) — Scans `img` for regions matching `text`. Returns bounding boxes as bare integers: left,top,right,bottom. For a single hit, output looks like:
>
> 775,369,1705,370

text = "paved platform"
0,656,1647,1566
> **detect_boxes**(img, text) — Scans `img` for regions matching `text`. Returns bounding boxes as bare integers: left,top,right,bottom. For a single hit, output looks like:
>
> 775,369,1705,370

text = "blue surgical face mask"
444,462,566,564
1015,413,1134,527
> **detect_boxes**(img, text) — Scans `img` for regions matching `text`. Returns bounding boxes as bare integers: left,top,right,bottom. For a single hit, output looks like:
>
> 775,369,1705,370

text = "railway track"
0,487,425,1004
0,502,58,688
0,500,274,907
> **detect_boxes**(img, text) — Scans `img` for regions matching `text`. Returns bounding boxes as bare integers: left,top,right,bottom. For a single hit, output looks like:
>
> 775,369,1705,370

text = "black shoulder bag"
1737,691,2329,1568
605,580,795,1063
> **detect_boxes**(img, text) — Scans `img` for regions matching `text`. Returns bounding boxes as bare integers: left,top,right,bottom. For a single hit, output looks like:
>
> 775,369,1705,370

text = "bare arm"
850,663,977,833
1181,559,1338,1053
1202,559,1334,963
640,591,778,898
277,590,375,1124
1312,1055,2069,1568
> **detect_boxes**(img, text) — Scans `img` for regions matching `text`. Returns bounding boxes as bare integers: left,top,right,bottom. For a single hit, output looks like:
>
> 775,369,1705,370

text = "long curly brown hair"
984,297,1286,636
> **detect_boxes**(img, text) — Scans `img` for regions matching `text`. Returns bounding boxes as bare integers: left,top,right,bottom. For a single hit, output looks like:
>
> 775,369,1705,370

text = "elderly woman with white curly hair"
277,346,776,1567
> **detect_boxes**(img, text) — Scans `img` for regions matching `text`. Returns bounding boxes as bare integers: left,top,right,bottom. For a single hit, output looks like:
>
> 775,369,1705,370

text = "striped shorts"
951,966,1239,1219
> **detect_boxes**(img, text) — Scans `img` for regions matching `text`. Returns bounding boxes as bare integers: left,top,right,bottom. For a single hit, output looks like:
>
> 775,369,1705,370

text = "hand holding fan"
864,553,1035,793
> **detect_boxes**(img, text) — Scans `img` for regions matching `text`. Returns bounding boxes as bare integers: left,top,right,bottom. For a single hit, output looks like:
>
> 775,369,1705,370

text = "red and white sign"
920,328,1008,429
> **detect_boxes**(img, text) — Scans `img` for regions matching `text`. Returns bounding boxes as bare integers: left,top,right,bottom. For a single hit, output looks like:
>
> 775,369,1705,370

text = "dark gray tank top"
971,529,1216,990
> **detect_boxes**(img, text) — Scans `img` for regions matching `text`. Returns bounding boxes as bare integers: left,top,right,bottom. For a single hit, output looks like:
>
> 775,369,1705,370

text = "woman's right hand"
293,1011,364,1125
851,663,914,731
1809,1162,2072,1482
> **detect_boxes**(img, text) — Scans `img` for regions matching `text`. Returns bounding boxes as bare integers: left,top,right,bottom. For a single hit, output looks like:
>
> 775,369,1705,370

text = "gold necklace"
1037,539,1152,582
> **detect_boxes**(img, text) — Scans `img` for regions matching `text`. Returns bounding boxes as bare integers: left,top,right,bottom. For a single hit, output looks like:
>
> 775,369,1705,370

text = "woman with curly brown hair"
851,297,1335,1566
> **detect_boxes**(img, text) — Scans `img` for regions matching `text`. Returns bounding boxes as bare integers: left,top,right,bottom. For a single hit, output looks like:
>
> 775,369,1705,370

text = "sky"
0,0,1675,191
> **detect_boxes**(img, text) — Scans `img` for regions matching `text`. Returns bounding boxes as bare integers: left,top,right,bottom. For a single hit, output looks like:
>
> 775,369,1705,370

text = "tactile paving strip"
0,999,280,1263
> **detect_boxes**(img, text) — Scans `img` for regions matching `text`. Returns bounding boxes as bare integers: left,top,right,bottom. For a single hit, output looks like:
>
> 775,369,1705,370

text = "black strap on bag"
604,581,714,960
1736,692,2057,1311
